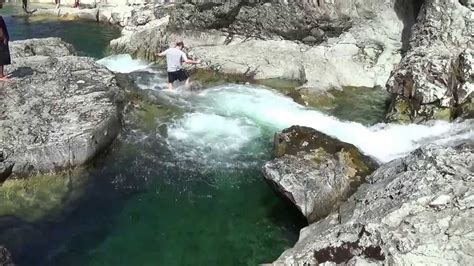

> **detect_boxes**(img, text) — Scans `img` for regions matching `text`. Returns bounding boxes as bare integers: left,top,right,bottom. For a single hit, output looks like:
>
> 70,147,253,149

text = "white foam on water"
168,112,262,158
97,54,150,73
124,67,472,164
165,84,473,163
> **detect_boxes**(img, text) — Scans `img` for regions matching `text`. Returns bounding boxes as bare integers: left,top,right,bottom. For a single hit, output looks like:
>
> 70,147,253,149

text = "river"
0,9,473,266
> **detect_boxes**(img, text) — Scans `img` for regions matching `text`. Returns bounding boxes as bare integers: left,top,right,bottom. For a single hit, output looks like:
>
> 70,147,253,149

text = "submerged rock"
0,246,14,266
263,126,378,223
386,0,473,122
272,144,474,265
0,38,123,178
0,171,88,222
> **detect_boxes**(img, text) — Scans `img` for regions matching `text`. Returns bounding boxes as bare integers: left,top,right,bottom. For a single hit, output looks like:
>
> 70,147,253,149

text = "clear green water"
32,136,305,266
323,87,390,126
0,11,394,266
0,14,306,265
1,9,120,58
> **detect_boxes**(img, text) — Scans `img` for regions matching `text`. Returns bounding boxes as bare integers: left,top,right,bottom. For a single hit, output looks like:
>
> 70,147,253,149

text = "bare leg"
168,82,173,90
0,65,10,81
184,78,191,90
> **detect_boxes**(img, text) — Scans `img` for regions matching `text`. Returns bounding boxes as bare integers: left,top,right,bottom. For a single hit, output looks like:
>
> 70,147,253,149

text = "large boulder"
0,38,123,178
263,126,378,223
386,0,473,122
272,144,474,265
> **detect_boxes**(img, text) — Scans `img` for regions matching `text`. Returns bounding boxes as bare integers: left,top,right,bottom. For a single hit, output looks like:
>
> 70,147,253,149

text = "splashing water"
157,85,472,164
97,54,151,73
98,55,473,163
189,85,473,162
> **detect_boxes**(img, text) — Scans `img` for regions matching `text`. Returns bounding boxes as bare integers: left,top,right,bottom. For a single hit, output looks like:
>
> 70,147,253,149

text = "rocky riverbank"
266,141,473,265
386,0,474,122
22,3,135,26
3,1,473,265
26,1,473,122
112,0,473,122
110,0,409,92
0,38,123,179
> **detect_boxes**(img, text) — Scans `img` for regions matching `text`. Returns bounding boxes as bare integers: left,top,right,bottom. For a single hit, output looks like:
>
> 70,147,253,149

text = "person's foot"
0,74,11,81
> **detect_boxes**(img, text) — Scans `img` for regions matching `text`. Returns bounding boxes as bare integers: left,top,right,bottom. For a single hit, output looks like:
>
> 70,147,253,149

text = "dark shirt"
0,16,10,42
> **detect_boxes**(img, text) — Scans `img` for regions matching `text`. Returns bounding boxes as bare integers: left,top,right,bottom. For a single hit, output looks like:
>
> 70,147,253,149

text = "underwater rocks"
0,246,14,266
271,144,474,265
0,172,88,222
262,126,378,223
386,0,474,123
0,38,123,178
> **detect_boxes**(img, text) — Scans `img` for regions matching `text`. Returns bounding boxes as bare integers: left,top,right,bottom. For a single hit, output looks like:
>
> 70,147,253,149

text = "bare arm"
184,58,201,65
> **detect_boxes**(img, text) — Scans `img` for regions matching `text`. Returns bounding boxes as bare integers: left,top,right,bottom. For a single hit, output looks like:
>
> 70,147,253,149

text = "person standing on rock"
0,16,11,81
157,41,201,90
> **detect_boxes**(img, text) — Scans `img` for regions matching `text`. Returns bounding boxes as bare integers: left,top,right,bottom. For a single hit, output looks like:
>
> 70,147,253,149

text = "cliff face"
111,0,421,93
386,0,473,122
168,0,399,44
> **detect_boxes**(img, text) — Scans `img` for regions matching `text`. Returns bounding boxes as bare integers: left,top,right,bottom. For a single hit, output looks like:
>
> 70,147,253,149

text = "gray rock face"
263,126,378,223
386,0,474,122
168,1,359,44
8,38,75,59
0,38,123,178
272,144,474,265
31,5,135,27
111,0,420,91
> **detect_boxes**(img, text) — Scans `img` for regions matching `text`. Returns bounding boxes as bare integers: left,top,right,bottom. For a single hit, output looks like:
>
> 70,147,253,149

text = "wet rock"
0,38,123,178
272,144,474,265
386,0,473,122
263,126,378,223
0,246,14,266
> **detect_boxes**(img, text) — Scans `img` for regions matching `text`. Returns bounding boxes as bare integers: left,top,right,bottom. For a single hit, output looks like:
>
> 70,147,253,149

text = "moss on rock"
385,97,414,124
0,171,88,222
432,107,452,121
274,126,378,171
189,68,252,86
135,102,178,132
